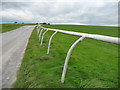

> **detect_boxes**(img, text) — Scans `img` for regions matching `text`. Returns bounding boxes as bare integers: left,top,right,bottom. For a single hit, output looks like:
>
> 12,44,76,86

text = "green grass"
43,25,118,37
13,25,118,88
0,24,2,33
0,24,36,33
0,24,25,33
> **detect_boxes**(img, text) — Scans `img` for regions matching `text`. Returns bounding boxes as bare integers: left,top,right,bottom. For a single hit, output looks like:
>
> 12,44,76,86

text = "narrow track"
0,25,35,88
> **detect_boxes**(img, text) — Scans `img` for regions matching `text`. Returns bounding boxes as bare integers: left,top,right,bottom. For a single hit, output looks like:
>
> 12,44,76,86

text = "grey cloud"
1,1,118,26
2,2,31,10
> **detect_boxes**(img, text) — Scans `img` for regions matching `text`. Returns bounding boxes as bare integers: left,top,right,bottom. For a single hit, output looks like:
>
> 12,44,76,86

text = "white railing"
36,25,119,83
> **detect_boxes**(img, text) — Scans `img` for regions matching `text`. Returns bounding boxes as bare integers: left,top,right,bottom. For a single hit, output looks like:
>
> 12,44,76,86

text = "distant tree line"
37,22,50,25
14,22,24,24
14,22,50,25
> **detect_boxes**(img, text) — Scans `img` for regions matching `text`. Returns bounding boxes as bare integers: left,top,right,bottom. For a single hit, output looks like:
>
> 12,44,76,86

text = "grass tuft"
40,56,52,61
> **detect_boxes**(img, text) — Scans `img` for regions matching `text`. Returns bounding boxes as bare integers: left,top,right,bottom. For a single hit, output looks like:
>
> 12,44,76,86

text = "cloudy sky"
1,0,119,26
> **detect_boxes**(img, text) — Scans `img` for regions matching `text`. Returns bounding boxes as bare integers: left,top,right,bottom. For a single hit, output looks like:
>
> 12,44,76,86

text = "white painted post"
37,24,39,31
38,27,41,34
36,26,39,33
47,31,57,54
61,36,85,83
37,26,41,35
39,28,44,41
41,29,48,45
36,24,39,29
37,24,39,28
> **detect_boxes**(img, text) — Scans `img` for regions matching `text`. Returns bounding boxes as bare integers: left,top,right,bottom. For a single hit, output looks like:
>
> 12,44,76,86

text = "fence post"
37,26,41,35
39,28,44,41
61,36,85,83
47,31,58,54
41,29,48,45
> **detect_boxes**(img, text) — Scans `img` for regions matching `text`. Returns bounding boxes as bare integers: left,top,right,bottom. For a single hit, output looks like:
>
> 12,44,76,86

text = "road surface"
0,25,35,88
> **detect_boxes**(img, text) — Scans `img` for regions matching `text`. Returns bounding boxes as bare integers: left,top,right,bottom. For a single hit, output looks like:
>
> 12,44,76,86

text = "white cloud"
1,0,119,25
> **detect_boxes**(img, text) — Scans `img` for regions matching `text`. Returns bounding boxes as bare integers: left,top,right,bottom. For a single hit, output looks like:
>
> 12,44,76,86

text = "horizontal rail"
40,27,119,45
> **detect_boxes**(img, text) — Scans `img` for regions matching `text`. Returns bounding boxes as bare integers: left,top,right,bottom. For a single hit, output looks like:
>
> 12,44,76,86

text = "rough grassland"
13,25,118,88
0,24,25,33
0,24,2,33
0,24,36,33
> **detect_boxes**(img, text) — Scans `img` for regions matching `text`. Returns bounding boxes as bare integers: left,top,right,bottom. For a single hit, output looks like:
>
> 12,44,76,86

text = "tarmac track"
0,25,35,88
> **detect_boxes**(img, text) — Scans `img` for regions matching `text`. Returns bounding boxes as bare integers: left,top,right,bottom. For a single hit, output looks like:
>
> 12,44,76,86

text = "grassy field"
13,25,118,88
0,24,36,33
43,25,118,37
0,24,25,33
0,24,2,33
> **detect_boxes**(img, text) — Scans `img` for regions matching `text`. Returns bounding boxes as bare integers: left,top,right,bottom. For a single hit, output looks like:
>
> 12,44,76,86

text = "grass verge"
13,26,118,88
0,24,36,33
0,24,25,33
